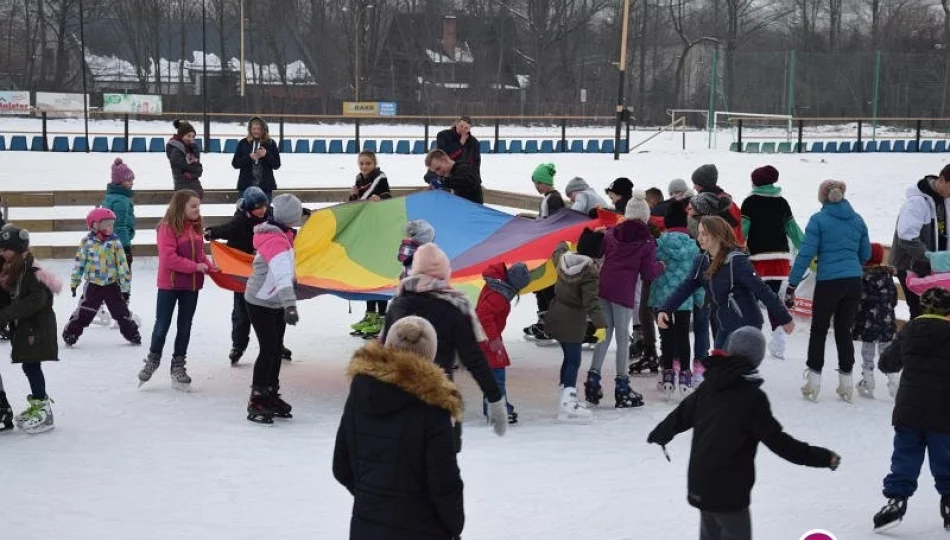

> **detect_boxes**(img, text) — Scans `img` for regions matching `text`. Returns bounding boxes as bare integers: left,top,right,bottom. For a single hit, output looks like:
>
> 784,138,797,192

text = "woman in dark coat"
334,316,464,540
232,117,281,200
166,120,204,198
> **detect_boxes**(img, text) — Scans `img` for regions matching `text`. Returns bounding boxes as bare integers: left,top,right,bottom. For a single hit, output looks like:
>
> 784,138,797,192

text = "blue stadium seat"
379,140,394,154
345,140,357,153
149,137,165,152
619,140,629,153
429,140,437,150
570,140,584,153
329,140,344,154
412,140,427,154
585,139,600,153
0,135,5,151
294,140,310,154
479,140,491,154
207,139,221,153
363,140,377,153
111,137,127,153
51,136,70,152
10,136,27,151
224,138,239,154
851,141,862,152
893,140,906,152
810,142,825,153
129,137,147,153
835,141,850,153
494,140,508,153
864,141,877,152
312,140,327,154
906,140,919,152
72,137,88,152
601,139,615,154
540,140,555,153
89,137,107,152
30,136,46,151
936,140,948,153
508,140,523,153
878,140,892,152
193,138,203,153
280,139,292,154
921,140,934,153
395,140,410,155
555,140,568,153
524,140,539,153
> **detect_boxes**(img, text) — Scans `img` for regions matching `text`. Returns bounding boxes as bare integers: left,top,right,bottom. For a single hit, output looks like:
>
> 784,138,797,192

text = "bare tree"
669,0,718,107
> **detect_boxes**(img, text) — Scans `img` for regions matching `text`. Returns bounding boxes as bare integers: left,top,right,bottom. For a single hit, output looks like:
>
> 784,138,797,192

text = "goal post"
711,111,793,149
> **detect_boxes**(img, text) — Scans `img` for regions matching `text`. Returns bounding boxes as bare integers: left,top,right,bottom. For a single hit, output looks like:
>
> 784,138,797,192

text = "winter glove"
912,257,932,278
122,292,130,304
488,337,504,354
593,328,607,343
784,286,796,309
486,398,508,437
887,373,900,398
587,208,600,219
828,451,841,471
70,287,77,298
203,228,212,242
284,306,299,326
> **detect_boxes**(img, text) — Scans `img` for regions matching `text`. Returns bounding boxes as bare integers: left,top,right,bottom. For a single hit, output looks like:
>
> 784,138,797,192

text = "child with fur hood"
0,225,63,434
333,316,464,540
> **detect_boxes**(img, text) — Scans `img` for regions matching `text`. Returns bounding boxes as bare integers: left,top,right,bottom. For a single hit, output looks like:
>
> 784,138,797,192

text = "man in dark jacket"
890,167,950,318
436,116,481,172
649,327,839,540
874,287,950,532
334,316,464,540
425,150,483,204
232,117,281,201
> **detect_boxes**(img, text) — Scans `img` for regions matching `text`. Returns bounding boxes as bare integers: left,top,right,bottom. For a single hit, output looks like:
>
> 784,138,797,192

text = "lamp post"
613,0,631,161
202,0,210,143
240,0,246,98
78,0,89,152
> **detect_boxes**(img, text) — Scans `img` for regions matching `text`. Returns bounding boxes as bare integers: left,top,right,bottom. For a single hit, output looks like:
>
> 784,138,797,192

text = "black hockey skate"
229,348,244,365
629,325,644,359
247,389,275,425
62,331,78,347
873,497,907,532
267,389,293,419
615,377,644,408
0,392,12,432
942,494,950,530
629,346,659,375
508,410,519,424
584,371,603,406
0,327,10,341
281,347,293,362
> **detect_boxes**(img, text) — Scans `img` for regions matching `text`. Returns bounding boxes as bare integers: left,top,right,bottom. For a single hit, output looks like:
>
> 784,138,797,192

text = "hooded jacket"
156,222,212,291
70,232,131,293
166,137,203,194
333,343,464,540
244,222,297,310
789,199,871,287
564,178,607,214
475,263,515,369
890,176,950,272
650,229,705,311
545,245,607,343
232,119,281,194
206,202,270,255
0,255,62,363
648,354,835,512
102,183,136,249
598,219,663,308
879,315,950,433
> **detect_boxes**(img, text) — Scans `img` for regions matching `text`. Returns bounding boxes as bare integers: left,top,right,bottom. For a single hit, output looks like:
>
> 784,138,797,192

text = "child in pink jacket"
138,189,216,391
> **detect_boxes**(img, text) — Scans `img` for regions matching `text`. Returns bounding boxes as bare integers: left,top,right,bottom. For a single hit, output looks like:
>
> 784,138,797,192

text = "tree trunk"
636,0,647,122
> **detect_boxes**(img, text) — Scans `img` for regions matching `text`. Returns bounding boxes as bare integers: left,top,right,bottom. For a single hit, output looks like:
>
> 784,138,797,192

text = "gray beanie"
668,178,689,197
385,316,438,361
506,262,531,291
725,326,767,367
272,194,303,227
691,164,719,191
405,219,435,245
564,177,590,195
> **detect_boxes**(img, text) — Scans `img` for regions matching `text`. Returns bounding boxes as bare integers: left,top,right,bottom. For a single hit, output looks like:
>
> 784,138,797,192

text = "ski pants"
64,282,138,342
861,341,891,373
247,303,287,389
883,427,950,498
806,278,862,374
659,310,692,371
590,300,632,376
231,292,252,351
699,508,751,540
558,342,582,389
149,289,200,358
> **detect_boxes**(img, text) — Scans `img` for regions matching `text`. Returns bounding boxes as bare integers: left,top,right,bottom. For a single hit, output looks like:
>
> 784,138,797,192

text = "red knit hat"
751,165,779,187
868,243,885,266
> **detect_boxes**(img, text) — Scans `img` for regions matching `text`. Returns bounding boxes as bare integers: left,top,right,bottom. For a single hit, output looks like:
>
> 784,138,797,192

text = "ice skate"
267,388,293,419
138,352,161,387
584,370,603,406
62,330,78,347
801,369,821,402
661,369,676,401
349,312,371,333
768,327,787,360
692,358,706,386
614,376,644,408
15,395,53,434
556,387,592,423
358,313,383,340
836,371,854,403
281,346,293,361
941,494,950,530
678,369,693,399
0,392,13,432
91,305,111,327
229,348,244,366
0,326,9,341
873,497,906,532
628,346,659,375
170,356,192,392
857,370,875,399
507,407,519,424
628,325,643,359
247,387,275,425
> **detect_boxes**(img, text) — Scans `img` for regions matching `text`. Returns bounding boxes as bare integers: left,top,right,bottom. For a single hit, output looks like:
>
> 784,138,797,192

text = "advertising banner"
102,93,163,114
36,92,88,117
343,101,381,117
0,91,31,115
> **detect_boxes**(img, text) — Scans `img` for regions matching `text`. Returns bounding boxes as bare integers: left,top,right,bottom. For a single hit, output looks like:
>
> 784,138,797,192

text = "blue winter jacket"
662,250,792,344
789,200,871,287
650,230,705,311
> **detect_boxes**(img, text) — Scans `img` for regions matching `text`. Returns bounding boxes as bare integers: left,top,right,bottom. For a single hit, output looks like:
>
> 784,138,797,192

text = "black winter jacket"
648,354,835,512
436,128,481,172
232,138,281,194
206,208,269,255
879,315,950,433
334,344,464,540
382,292,501,403
0,255,60,364
349,169,392,201
444,163,483,205
851,266,898,343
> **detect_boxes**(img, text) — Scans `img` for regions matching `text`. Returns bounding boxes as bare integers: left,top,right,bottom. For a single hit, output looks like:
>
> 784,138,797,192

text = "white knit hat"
385,316,438,361
624,189,651,223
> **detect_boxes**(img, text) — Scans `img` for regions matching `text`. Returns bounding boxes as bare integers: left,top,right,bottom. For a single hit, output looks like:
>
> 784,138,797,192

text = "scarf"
485,277,517,301
750,184,782,197
398,274,488,342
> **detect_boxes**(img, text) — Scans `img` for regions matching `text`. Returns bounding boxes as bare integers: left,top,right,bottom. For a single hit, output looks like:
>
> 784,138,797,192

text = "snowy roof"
424,44,475,64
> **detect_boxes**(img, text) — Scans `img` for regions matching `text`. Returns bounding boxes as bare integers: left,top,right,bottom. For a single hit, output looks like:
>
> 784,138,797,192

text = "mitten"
912,257,932,278
828,451,841,471
486,398,508,436
784,286,796,309
71,287,77,298
284,306,299,326
887,373,900,397
122,292,130,304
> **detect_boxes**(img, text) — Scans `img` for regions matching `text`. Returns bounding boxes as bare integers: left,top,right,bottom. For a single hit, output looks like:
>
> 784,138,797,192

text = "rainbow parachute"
210,190,614,301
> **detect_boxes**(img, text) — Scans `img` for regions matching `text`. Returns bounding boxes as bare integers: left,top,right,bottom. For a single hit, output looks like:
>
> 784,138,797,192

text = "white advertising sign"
102,93,163,114
0,91,31,115
36,92,88,117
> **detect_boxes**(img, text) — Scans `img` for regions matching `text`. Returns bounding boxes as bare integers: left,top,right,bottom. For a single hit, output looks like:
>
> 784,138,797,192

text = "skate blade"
137,379,148,388
22,424,54,435
172,382,192,393
556,414,592,424
873,518,902,533
532,340,558,347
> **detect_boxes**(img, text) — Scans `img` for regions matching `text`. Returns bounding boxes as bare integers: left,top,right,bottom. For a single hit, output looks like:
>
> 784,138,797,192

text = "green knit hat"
532,163,556,185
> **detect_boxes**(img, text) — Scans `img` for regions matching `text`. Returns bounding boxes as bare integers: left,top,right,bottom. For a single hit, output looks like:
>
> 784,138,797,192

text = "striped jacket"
70,233,131,293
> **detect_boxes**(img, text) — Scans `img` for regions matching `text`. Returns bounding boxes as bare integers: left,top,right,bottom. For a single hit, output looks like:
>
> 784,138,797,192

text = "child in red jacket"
475,262,531,424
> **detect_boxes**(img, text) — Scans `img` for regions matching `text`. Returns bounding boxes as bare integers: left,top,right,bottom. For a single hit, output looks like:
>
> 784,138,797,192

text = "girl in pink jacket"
138,189,217,391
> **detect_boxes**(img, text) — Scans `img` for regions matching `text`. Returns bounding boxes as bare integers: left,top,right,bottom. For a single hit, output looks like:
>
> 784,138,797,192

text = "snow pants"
699,508,751,540
64,282,138,342
883,427,950,498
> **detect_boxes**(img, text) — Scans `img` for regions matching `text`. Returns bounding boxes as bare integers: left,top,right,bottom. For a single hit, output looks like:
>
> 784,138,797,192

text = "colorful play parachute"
209,190,616,301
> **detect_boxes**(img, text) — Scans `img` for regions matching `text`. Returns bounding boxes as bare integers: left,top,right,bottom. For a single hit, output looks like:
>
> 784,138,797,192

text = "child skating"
100,158,137,328
475,261,531,424
0,225,63,434
397,219,435,279
850,243,897,398
63,208,141,346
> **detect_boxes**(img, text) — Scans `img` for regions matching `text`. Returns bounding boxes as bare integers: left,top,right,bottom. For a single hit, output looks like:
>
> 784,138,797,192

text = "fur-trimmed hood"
347,343,463,421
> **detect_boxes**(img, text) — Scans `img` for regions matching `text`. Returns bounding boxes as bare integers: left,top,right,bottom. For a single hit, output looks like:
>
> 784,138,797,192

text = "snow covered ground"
2,119,950,539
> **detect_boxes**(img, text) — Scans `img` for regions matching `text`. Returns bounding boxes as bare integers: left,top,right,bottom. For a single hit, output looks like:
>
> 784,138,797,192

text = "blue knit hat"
239,186,269,212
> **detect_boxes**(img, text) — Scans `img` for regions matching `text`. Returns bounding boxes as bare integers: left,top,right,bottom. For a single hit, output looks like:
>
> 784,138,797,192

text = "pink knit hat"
410,243,451,281
111,158,135,185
